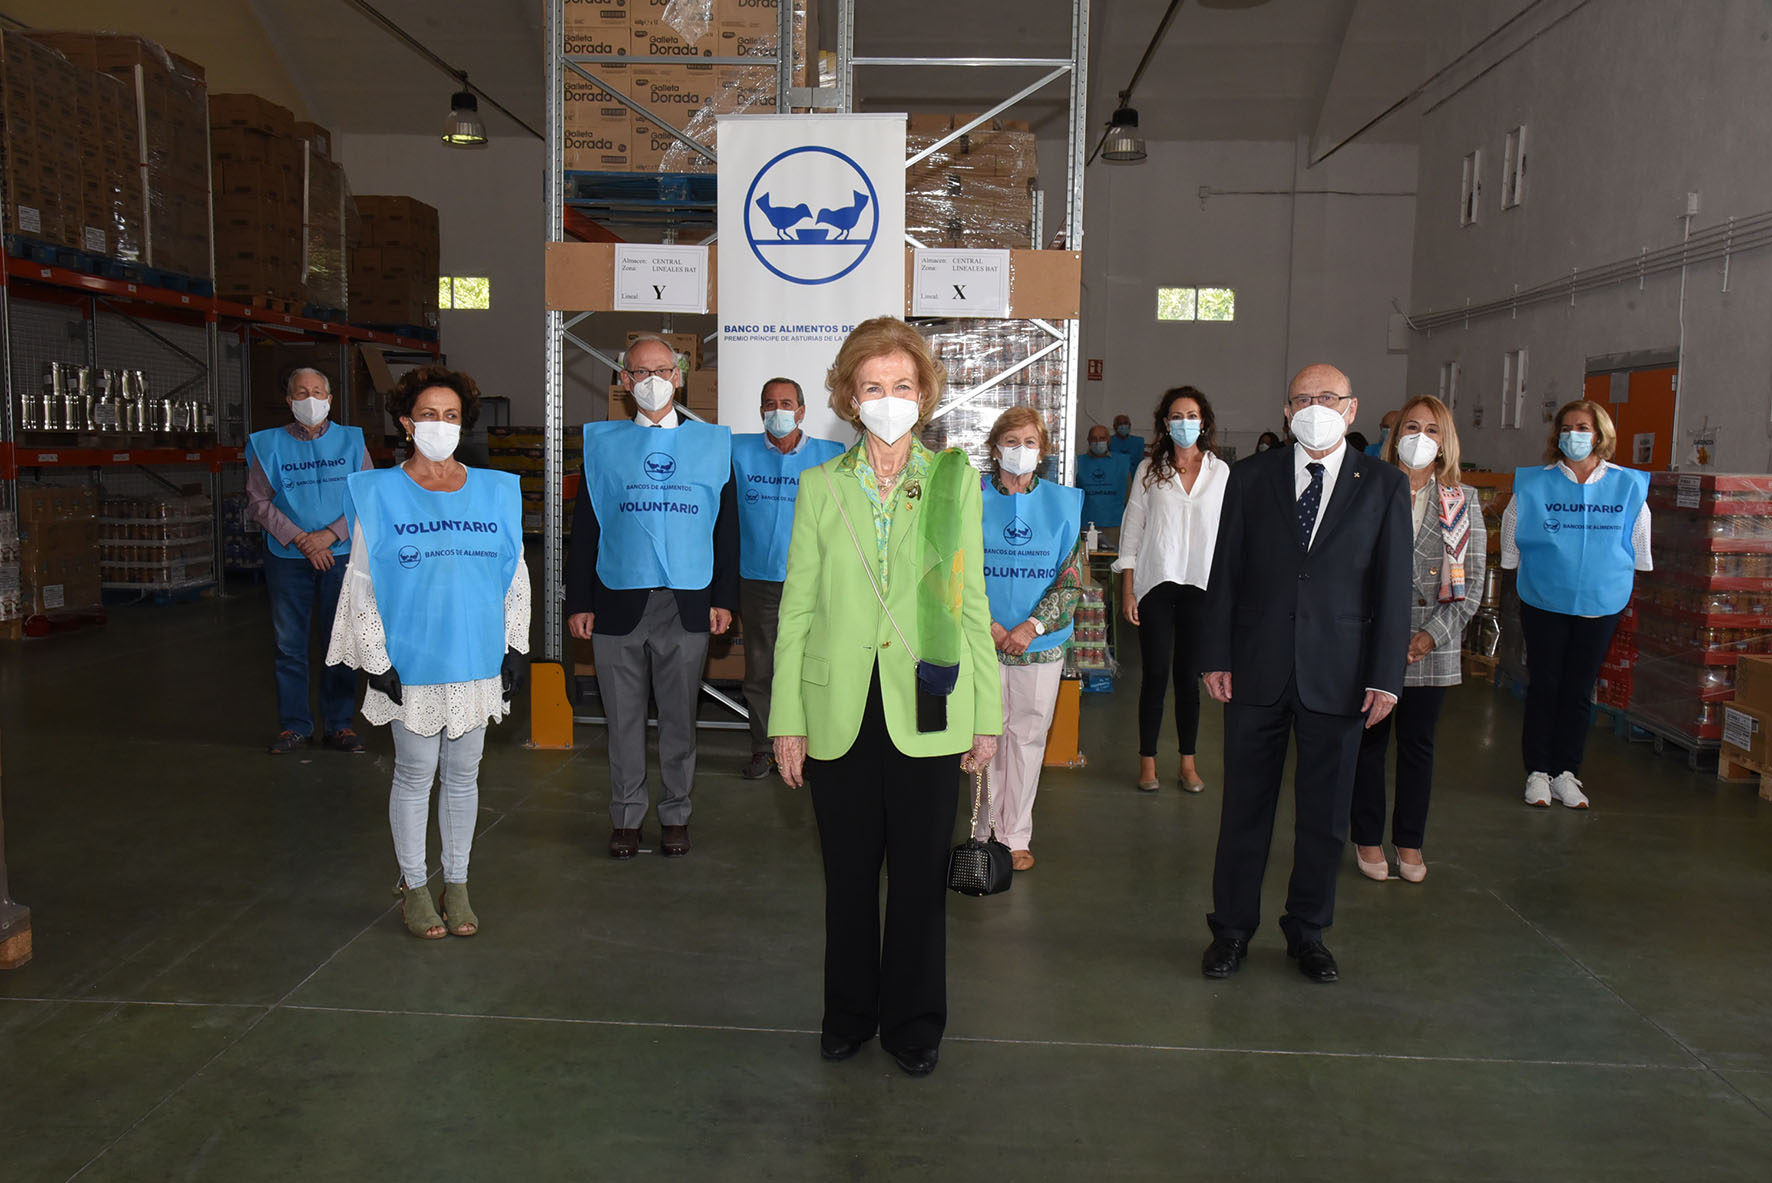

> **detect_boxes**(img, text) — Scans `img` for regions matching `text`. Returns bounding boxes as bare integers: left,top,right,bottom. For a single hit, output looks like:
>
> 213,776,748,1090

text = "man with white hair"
567,335,740,860
246,365,374,754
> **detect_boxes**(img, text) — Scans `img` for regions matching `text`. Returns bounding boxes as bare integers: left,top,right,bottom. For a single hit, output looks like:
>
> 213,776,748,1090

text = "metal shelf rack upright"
540,0,1090,678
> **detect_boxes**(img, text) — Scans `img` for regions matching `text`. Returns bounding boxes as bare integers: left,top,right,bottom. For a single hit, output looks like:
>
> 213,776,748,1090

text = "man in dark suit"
1197,363,1412,983
566,335,740,861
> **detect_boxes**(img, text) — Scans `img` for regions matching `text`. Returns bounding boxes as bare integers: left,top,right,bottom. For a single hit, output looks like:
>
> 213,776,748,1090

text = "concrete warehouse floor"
1,587,1769,1180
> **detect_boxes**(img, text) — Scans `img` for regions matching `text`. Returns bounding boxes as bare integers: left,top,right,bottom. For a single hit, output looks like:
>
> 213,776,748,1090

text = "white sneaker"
1550,771,1589,809
1524,772,1552,807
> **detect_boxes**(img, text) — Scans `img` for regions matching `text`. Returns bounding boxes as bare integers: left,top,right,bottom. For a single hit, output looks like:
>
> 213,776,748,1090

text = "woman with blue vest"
326,366,529,940
1501,399,1650,809
980,406,1085,871
245,366,373,755
772,317,1000,1078
1114,386,1230,793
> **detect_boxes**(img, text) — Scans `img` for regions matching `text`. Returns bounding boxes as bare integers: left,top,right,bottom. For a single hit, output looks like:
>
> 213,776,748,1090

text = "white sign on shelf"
612,245,709,314
910,248,1012,318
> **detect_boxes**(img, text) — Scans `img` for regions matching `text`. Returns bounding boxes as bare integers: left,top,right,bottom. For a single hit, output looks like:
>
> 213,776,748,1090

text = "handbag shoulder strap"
820,464,920,663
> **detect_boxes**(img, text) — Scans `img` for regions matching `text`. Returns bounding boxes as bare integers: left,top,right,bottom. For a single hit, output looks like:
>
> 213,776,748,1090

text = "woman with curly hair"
326,366,530,940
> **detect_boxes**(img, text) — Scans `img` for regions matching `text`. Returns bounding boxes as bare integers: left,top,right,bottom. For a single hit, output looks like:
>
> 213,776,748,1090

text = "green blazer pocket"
802,655,830,686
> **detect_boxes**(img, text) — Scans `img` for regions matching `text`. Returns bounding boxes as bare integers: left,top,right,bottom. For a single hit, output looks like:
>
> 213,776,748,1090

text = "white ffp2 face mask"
633,374,676,413
1397,432,1439,470
998,444,1041,476
291,397,330,427
411,421,461,462
1289,404,1349,451
855,395,920,445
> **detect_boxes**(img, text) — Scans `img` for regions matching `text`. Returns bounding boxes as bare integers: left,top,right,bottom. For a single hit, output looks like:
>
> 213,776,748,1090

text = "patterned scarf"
1437,480,1470,602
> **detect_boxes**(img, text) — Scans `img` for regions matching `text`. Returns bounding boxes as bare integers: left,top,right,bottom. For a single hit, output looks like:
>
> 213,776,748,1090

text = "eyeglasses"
1288,393,1351,410
624,366,678,381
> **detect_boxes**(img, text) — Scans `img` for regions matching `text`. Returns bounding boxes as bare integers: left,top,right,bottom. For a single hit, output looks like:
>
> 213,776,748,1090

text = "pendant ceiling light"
442,86,488,148
1101,106,1146,164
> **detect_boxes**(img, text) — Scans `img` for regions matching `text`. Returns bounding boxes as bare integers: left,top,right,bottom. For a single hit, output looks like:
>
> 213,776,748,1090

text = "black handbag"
948,768,1013,896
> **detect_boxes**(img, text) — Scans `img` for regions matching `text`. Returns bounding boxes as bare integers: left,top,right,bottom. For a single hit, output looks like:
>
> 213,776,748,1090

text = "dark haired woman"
327,366,529,940
1113,386,1230,793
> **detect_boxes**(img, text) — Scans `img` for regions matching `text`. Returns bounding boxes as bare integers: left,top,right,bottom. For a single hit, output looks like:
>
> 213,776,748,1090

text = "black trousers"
1209,676,1362,947
1519,602,1619,776
1351,685,1448,849
807,668,961,1052
1136,582,1205,757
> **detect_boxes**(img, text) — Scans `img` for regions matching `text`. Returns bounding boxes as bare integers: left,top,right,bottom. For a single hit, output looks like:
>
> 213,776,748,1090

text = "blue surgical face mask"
1114,423,1130,438
1088,439,1109,456
763,408,798,438
1559,430,1595,462
1168,419,1201,448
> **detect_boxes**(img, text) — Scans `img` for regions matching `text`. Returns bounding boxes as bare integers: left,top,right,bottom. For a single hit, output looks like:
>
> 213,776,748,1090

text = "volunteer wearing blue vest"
324,366,529,941
1364,409,1400,457
732,377,846,780
1502,399,1651,810
246,366,373,755
1109,413,1145,470
1114,387,1230,794
566,334,739,860
981,407,1085,871
1075,422,1132,540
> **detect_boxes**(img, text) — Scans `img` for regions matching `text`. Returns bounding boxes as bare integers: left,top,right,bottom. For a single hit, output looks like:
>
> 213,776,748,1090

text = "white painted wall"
334,133,553,426
1405,0,1772,472
1079,138,1418,457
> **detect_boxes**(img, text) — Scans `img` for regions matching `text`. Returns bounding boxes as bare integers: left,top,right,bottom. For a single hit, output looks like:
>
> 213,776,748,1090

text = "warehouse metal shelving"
541,0,1091,680
0,252,441,615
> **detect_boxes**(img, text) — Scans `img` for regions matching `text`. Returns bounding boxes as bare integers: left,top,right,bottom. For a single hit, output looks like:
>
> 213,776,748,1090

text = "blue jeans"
265,553,356,734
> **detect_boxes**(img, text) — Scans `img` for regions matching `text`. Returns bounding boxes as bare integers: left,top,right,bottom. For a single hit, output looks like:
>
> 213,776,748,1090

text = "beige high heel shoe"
1354,846,1390,882
1395,849,1427,883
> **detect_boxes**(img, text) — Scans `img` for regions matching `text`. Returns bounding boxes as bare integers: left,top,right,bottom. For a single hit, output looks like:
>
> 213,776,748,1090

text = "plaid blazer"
1406,479,1486,687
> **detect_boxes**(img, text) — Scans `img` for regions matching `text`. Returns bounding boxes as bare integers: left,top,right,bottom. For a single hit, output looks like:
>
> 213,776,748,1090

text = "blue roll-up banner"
716,114,906,443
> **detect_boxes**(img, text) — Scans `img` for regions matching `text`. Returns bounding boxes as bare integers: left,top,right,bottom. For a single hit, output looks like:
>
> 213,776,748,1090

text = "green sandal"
399,879,446,940
440,881,479,938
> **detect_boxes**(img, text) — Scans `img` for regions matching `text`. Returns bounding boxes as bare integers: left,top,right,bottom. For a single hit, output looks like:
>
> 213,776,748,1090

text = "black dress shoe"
1288,939,1340,983
819,1033,867,1062
660,825,691,857
608,828,640,859
888,1046,939,1077
740,752,772,780
1200,935,1249,979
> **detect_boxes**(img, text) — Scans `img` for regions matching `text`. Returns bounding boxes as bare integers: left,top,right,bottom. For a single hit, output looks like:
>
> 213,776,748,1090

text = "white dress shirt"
1499,460,1652,572
1111,451,1229,605
1294,440,1348,549
635,408,680,428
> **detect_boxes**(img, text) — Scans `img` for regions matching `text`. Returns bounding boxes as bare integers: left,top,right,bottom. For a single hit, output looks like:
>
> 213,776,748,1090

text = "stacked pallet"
350,196,440,330
209,93,306,305
563,0,816,173
22,32,211,277
1626,473,1772,750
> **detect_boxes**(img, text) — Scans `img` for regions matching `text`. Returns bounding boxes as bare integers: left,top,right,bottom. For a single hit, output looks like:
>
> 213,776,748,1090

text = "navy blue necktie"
1297,462,1325,546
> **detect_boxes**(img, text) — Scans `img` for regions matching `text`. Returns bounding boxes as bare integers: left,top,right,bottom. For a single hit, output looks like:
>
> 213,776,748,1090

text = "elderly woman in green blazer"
772,316,1001,1080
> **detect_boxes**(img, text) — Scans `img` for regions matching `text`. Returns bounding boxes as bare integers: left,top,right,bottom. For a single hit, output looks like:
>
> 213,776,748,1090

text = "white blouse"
325,522,532,739
1112,452,1230,605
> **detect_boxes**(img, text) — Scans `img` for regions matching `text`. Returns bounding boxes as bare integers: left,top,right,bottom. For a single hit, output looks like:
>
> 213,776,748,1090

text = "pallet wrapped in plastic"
302,143,348,315
915,319,1070,478
905,117,1039,250
27,32,212,278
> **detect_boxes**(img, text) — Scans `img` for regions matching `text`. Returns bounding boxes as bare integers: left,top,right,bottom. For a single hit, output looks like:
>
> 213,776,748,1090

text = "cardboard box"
293,120,331,159
624,330,701,367
1722,701,1772,766
1735,655,1772,715
16,482,98,526
628,1,718,59
564,0,628,33
209,92,294,137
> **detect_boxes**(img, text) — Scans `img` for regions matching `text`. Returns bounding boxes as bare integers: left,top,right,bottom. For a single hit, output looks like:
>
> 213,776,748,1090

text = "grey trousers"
738,577,783,755
592,589,710,829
